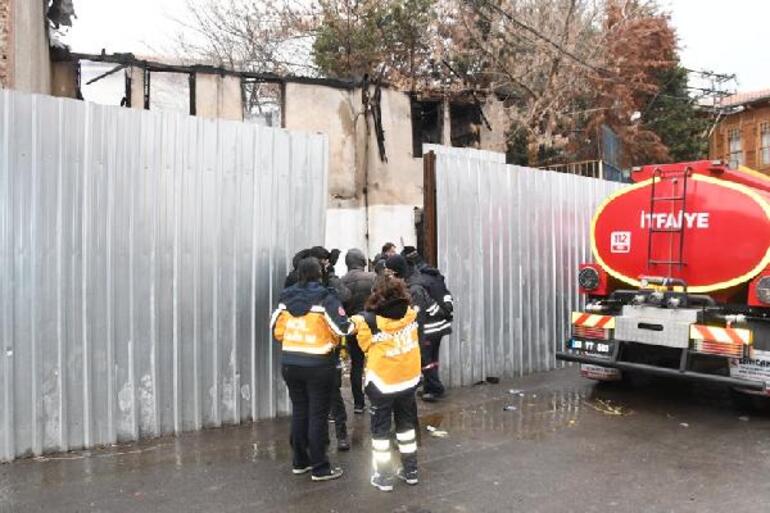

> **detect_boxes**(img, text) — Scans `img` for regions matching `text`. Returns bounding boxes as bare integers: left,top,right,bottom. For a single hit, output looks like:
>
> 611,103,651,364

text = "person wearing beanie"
350,276,422,492
399,248,454,400
386,254,449,402
341,249,376,413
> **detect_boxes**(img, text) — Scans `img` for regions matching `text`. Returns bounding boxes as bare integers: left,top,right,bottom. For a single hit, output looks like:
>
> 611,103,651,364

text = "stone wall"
0,0,10,87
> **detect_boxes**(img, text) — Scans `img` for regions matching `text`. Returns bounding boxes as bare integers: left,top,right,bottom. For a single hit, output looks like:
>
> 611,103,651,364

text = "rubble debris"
738,416,750,422
680,423,690,428
584,398,631,416
426,425,449,438
503,405,518,412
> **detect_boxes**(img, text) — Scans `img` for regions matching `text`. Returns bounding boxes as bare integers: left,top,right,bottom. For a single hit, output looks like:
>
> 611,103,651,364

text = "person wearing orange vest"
271,257,352,482
350,275,422,492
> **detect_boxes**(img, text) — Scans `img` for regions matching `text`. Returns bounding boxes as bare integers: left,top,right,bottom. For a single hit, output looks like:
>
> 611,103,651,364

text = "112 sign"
611,231,631,253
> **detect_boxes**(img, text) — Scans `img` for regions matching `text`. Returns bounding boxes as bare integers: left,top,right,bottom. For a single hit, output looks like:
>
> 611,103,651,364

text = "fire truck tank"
591,161,770,294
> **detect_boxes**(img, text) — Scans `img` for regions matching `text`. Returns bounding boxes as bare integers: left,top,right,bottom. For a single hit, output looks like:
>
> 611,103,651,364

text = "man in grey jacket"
341,249,376,413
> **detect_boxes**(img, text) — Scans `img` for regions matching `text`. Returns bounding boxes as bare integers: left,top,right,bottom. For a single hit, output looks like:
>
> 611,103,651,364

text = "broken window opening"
148,71,191,114
80,60,127,106
450,102,481,149
242,79,282,128
411,99,443,158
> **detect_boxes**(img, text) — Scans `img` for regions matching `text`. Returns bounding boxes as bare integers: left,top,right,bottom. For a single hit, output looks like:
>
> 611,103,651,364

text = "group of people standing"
270,243,454,492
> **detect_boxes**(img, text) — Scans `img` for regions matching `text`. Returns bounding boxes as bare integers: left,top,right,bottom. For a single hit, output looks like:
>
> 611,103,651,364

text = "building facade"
709,90,770,173
0,0,57,94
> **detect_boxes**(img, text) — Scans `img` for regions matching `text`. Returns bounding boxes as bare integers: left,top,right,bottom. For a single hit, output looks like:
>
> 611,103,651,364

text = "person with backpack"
385,254,447,402
351,275,422,492
400,247,454,401
271,257,351,481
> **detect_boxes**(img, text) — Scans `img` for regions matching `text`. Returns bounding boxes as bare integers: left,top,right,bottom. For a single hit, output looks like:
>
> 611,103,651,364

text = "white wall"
325,204,417,272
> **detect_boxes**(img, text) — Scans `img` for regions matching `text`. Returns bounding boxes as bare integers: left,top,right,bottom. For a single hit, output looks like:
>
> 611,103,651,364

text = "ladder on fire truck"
647,167,692,278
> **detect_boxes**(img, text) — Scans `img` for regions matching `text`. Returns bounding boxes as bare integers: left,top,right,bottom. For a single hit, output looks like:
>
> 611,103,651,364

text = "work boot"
311,467,344,482
370,473,395,492
397,467,419,485
336,424,350,451
421,392,438,403
353,403,366,415
398,453,418,484
292,465,312,475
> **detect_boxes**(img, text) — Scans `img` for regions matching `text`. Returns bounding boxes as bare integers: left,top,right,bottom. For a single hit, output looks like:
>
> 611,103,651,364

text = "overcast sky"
64,0,770,93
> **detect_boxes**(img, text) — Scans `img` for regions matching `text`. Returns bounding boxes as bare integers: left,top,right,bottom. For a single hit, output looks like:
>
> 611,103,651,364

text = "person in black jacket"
385,255,446,402
341,248,376,413
401,247,453,400
284,249,312,288
271,257,351,481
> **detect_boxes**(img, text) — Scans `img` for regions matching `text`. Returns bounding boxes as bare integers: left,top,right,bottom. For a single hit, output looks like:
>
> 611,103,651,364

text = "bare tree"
447,0,677,166
174,0,319,74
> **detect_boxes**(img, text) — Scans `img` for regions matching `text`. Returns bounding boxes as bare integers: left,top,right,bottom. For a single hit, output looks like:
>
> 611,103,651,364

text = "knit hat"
385,254,409,278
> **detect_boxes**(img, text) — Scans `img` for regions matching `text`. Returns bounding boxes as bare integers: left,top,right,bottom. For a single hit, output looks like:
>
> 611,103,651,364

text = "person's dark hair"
365,275,412,312
309,246,330,261
298,257,322,284
381,242,396,254
292,248,311,270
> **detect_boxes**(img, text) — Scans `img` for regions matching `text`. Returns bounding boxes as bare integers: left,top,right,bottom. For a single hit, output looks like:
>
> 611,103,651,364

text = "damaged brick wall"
0,0,10,87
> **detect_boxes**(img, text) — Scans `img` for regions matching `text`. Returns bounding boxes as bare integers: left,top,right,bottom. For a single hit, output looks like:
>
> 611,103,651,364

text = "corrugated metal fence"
0,90,327,461
435,149,623,387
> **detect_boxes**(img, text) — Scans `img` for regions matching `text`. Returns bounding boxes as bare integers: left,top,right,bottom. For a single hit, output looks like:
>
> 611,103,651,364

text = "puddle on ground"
8,383,635,484
417,386,626,441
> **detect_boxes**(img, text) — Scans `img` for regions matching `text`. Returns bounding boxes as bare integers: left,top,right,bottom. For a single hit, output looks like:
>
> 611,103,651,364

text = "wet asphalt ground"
2,368,770,513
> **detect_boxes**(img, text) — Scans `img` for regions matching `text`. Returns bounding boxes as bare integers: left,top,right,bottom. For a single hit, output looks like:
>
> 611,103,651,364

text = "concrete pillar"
7,0,52,93
194,73,243,121
127,66,145,109
442,98,451,146
50,60,78,98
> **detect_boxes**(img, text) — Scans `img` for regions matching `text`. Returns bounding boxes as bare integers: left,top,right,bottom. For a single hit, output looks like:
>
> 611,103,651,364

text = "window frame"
727,127,743,168
410,98,444,158
760,121,770,167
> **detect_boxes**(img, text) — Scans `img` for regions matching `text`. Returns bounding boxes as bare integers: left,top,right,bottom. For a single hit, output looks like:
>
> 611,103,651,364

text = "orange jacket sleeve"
352,315,373,354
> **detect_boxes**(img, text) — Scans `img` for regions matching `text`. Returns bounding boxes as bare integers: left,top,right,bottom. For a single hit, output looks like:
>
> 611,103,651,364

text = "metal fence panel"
435,149,623,387
0,90,327,461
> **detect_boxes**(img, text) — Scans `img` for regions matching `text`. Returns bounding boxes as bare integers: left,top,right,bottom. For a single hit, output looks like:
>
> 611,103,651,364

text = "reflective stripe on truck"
571,312,615,329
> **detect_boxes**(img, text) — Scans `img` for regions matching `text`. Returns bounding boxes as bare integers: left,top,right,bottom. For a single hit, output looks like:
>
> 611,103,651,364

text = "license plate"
568,338,613,356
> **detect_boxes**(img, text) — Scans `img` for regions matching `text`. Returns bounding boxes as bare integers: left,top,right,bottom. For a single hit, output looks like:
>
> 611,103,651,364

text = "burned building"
46,51,510,261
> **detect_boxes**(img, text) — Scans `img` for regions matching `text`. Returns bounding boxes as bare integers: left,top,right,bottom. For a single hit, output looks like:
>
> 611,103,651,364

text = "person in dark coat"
386,254,450,402
341,248,376,413
284,249,312,288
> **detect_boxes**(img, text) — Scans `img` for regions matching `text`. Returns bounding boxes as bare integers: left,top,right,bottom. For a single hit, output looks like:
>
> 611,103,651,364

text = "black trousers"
329,366,347,435
282,364,335,475
422,334,446,395
366,384,418,474
348,334,366,408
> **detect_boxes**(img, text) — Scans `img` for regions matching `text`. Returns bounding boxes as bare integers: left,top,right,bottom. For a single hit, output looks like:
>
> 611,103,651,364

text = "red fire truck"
556,160,770,397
